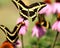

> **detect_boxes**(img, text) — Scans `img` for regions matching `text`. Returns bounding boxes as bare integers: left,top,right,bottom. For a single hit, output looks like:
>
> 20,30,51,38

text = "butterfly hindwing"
0,23,21,43
0,25,11,34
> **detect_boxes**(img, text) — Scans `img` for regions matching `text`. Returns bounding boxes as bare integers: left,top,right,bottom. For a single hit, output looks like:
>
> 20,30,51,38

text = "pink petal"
24,20,29,28
17,18,29,35
32,25,46,38
52,3,60,13
38,5,47,14
32,25,39,38
39,4,52,16
52,3,57,13
52,21,58,31
45,4,53,15
57,21,60,32
19,26,27,35
16,17,24,24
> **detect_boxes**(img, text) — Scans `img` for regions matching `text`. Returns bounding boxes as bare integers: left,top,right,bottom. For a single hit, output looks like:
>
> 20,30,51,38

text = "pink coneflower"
16,17,29,35
32,22,46,38
52,0,60,32
39,0,52,16
52,3,60,14
16,17,29,48
52,0,60,14
51,0,60,48
52,13,60,32
51,18,60,48
52,20,60,32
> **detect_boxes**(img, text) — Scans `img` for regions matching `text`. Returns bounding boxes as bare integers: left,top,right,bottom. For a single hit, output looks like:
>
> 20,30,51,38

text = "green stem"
21,35,24,48
37,38,40,48
52,32,59,48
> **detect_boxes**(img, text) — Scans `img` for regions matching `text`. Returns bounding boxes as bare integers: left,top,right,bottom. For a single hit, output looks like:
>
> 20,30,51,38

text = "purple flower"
32,25,46,38
38,0,53,16
52,20,60,32
16,17,29,35
39,3,53,16
52,1,60,32
52,2,60,14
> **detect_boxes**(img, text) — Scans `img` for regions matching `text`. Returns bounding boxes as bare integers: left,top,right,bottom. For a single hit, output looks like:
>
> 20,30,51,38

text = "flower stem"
52,32,59,48
21,35,24,48
37,38,40,48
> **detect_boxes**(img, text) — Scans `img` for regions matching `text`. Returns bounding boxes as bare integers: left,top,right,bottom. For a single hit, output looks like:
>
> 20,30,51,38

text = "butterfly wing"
12,0,19,9
0,25,11,34
29,2,46,21
0,23,21,43
7,23,21,43
12,0,46,21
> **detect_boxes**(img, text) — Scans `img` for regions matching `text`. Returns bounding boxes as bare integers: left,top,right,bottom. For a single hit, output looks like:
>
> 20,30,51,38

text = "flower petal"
52,21,58,31
32,25,46,38
19,26,27,35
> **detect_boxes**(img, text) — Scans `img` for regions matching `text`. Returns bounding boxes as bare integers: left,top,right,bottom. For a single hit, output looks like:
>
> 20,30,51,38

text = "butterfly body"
36,14,51,29
36,20,50,29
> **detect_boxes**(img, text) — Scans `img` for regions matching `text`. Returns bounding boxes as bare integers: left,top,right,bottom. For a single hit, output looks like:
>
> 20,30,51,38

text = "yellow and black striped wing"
12,0,46,21
0,25,11,34
0,23,21,43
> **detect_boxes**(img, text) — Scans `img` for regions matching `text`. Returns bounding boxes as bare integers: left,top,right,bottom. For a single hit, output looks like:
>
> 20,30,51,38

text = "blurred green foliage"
0,0,10,6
